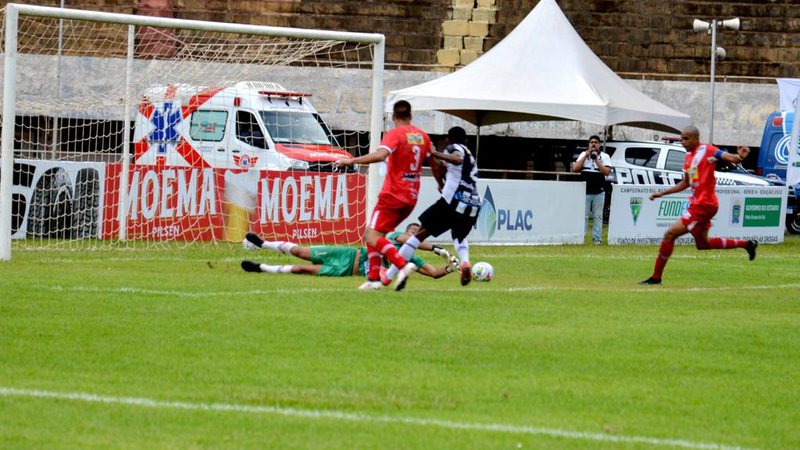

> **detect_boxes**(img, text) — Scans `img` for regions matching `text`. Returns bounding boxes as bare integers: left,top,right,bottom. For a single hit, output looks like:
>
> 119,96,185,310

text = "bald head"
680,125,701,150
682,125,700,138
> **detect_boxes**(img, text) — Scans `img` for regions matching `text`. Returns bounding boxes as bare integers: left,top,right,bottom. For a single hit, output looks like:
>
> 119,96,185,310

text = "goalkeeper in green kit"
241,223,459,281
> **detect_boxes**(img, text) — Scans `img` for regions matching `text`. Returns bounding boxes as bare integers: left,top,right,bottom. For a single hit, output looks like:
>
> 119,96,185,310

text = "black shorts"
418,197,479,241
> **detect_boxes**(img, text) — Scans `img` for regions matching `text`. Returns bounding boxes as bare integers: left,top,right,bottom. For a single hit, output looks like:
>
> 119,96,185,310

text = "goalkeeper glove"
432,245,451,258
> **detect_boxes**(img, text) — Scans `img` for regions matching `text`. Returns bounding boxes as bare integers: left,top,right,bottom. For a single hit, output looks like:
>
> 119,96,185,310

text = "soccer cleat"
393,262,418,292
639,277,662,285
241,260,263,273
244,232,265,249
358,280,383,291
746,240,758,261
460,262,472,286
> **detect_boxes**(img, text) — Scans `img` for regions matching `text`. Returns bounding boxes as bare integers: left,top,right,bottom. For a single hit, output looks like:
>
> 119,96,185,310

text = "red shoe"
460,262,472,286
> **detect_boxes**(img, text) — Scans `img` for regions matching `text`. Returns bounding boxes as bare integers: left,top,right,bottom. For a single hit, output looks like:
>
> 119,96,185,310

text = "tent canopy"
386,0,691,133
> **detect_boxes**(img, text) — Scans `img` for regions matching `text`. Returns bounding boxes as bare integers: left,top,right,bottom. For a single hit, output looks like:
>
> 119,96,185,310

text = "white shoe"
358,280,383,291
393,262,417,291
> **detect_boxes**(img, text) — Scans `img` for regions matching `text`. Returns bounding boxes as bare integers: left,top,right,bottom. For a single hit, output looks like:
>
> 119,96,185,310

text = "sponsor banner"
103,164,225,240
10,159,106,239
102,164,366,243
399,178,584,245
608,185,788,245
250,171,366,244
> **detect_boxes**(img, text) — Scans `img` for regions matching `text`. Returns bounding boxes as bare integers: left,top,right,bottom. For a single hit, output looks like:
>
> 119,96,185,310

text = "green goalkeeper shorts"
309,246,359,277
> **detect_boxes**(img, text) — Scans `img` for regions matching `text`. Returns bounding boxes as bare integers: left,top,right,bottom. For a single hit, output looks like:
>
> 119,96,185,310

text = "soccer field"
1,237,798,449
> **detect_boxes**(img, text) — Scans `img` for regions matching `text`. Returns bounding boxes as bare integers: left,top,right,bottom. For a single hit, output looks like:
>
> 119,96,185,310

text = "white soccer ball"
471,261,494,282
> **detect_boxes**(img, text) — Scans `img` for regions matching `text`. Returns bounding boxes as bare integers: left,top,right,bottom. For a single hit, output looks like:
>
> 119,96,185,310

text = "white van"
133,81,351,171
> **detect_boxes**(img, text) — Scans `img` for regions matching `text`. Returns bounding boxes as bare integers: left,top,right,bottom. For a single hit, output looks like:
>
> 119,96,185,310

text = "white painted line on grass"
0,387,755,450
22,282,800,299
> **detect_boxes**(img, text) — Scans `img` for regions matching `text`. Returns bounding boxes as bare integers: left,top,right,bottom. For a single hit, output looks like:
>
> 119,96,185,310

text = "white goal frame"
0,3,385,260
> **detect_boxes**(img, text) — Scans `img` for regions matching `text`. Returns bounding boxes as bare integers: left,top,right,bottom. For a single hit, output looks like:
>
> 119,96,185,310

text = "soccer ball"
471,262,494,282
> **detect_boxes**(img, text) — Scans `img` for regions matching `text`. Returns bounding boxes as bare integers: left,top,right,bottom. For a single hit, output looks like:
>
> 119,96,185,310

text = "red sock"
707,238,748,249
366,244,382,281
652,240,674,280
376,237,407,268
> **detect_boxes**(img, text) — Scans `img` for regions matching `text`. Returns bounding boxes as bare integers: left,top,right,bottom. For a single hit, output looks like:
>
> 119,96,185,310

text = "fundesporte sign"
608,185,788,245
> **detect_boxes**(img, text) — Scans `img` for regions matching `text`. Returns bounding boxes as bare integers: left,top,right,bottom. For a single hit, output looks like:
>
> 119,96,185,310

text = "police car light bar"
259,90,312,105
259,91,312,98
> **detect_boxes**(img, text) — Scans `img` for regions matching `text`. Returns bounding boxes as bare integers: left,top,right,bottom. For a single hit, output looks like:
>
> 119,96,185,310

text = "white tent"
386,0,691,133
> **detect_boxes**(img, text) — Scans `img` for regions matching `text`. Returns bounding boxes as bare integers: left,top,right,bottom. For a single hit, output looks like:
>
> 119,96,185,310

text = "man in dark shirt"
572,135,612,244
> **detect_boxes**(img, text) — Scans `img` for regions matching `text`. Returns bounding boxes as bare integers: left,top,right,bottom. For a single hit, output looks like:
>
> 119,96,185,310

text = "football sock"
454,238,469,263
385,237,421,281
376,237,407,269
263,241,296,255
652,240,674,280
367,244,382,281
707,237,748,250
260,264,294,274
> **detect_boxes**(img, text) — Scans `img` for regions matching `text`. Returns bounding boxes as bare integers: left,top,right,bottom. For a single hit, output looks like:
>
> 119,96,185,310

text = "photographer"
572,135,612,245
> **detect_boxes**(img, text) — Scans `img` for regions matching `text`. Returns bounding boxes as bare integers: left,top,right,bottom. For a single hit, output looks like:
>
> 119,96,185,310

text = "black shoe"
746,240,758,261
245,232,265,248
241,260,262,273
639,277,661,285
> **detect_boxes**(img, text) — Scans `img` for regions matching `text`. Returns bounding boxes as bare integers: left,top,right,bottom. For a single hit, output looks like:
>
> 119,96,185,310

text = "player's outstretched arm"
333,148,390,169
650,175,689,200
417,262,456,279
717,145,750,164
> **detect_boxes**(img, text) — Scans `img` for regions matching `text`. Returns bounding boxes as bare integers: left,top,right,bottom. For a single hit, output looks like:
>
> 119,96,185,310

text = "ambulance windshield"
260,111,335,145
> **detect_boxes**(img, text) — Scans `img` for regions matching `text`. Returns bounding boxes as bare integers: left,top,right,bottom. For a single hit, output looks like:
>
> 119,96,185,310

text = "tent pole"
475,125,481,161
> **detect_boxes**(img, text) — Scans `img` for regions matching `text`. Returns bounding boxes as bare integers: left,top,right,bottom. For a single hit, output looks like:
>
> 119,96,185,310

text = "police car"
603,140,773,187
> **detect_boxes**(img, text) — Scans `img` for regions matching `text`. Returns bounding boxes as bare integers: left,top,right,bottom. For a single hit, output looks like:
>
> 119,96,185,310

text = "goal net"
0,4,385,259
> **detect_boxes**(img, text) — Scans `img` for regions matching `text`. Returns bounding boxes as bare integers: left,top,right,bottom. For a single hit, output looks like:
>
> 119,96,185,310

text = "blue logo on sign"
476,187,497,240
475,186,534,241
149,102,182,154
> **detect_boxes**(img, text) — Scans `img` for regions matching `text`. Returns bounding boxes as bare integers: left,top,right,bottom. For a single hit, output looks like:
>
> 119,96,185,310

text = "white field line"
29,251,795,264
25,283,800,298
0,387,755,450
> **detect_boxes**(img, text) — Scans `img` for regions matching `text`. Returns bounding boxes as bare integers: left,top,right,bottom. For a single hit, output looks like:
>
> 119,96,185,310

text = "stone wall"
4,0,798,78
486,0,800,80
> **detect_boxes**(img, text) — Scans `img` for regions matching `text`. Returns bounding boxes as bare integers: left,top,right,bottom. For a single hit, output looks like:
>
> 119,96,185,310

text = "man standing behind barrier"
333,100,434,290
640,125,757,285
572,135,612,245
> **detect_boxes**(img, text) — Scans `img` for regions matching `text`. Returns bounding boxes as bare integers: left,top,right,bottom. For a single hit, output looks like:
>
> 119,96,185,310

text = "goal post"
0,3,385,260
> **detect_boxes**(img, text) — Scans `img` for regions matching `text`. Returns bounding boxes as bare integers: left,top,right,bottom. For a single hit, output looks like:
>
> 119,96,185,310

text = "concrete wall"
4,54,779,147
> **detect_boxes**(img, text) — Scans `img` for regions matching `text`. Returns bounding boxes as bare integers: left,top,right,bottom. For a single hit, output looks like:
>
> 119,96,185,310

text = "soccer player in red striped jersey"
640,125,757,285
334,100,436,290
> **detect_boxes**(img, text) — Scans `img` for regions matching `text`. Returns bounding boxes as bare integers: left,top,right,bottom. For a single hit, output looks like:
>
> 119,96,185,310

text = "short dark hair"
393,100,412,120
447,126,467,145
589,135,601,142
405,222,420,232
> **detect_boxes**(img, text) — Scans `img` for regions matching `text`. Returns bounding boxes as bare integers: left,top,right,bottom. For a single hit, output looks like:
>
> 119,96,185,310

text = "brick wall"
490,0,800,79
3,0,798,79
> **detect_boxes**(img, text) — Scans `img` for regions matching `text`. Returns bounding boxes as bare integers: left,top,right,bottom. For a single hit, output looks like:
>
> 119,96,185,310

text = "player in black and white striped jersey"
385,126,482,290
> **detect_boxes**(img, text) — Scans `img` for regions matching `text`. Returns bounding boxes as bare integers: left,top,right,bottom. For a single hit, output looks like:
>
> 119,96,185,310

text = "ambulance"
133,81,352,171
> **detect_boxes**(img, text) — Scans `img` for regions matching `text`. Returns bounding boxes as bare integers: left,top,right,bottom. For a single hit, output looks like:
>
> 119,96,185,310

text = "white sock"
454,238,469,264
263,241,296,255
260,264,294,274
386,237,421,280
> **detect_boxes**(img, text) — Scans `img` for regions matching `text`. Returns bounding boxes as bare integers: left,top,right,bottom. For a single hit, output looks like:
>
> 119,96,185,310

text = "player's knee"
695,240,710,250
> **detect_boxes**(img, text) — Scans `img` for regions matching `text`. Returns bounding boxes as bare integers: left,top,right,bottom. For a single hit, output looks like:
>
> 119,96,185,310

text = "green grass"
1,236,799,449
